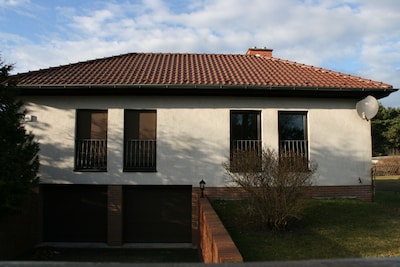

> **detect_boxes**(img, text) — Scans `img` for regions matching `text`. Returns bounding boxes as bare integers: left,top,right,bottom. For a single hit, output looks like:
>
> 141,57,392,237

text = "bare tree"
224,148,317,231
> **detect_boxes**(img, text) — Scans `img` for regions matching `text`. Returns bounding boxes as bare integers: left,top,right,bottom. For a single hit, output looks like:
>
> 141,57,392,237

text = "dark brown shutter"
90,111,108,139
139,111,156,139
125,110,156,140
76,110,107,139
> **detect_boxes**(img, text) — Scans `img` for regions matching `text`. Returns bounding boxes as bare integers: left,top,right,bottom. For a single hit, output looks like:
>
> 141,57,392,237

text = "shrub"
224,148,317,231
374,156,400,176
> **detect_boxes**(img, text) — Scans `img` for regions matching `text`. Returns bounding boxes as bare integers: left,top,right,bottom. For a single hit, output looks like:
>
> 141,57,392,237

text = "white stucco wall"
22,95,373,187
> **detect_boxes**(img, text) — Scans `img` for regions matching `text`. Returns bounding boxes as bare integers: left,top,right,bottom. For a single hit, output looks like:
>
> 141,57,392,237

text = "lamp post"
199,179,206,198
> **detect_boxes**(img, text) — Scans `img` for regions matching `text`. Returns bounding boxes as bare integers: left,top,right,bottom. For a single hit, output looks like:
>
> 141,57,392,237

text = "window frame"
278,111,309,165
123,109,157,172
229,110,262,172
74,109,108,172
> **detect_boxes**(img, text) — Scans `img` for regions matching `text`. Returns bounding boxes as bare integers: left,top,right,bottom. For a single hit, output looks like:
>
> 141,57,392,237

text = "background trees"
372,104,400,156
0,59,40,215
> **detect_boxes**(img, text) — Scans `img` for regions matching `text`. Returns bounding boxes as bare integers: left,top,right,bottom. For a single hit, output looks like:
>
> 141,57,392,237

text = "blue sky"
1,0,399,107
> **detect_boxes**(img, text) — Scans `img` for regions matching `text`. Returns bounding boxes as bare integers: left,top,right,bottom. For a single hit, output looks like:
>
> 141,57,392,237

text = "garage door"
42,184,107,242
123,185,192,243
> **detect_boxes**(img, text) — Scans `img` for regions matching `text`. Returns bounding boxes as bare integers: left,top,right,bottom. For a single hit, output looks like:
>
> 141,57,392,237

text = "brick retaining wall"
201,185,373,201
198,197,243,263
307,185,373,201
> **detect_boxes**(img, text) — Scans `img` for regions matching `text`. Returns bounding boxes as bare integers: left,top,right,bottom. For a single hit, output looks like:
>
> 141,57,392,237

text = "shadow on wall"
23,96,371,186
26,118,371,186
25,118,228,185
311,134,372,186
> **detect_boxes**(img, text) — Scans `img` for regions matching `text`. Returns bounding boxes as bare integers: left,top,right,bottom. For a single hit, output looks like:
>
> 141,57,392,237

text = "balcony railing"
280,140,308,159
230,140,262,172
124,139,156,171
75,139,107,171
231,140,262,153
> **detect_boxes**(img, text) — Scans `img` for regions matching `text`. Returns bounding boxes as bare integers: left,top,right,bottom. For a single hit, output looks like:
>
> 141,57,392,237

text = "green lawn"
374,176,400,209
212,178,400,261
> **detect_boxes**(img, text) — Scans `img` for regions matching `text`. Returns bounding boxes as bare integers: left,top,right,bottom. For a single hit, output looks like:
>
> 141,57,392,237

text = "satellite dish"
356,95,379,121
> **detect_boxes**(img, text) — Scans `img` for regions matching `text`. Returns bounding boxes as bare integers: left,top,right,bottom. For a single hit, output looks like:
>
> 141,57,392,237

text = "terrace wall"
198,197,243,263
203,185,373,202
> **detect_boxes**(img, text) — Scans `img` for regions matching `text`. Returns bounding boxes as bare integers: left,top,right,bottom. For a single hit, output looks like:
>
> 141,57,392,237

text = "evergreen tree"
372,103,400,156
0,59,39,215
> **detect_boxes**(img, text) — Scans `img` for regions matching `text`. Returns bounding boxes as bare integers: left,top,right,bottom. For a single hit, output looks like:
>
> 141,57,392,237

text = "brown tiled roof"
14,52,396,98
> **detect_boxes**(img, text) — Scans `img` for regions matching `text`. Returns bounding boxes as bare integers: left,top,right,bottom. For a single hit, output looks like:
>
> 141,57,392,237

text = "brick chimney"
246,47,273,58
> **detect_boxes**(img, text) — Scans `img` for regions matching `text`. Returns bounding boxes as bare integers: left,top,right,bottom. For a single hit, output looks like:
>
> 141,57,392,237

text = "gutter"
17,83,398,99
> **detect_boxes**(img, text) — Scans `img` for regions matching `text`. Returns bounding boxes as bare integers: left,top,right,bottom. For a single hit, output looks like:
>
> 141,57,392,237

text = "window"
230,110,262,171
278,111,308,164
124,110,157,171
75,110,108,171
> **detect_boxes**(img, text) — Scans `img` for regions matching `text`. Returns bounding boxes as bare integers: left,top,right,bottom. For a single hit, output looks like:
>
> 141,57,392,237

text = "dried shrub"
374,156,400,176
224,148,317,231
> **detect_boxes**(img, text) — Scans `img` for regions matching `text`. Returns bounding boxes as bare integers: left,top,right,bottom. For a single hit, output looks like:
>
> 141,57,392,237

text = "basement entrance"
123,185,192,243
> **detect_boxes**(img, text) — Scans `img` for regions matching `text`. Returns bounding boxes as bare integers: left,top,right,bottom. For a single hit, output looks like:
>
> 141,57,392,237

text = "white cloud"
2,0,400,106
0,0,30,7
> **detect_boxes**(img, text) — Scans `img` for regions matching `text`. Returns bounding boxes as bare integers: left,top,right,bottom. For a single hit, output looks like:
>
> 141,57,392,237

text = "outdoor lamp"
199,179,206,198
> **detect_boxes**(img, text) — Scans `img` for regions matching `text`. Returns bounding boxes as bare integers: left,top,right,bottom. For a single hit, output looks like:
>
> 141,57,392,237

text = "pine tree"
0,59,39,215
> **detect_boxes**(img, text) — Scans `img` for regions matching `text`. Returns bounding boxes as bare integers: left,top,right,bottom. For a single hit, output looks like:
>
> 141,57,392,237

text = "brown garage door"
123,185,192,243
42,184,107,242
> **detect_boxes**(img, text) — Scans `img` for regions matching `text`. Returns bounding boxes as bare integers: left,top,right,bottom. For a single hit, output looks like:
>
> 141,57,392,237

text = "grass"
212,178,400,261
23,247,200,262
374,175,400,210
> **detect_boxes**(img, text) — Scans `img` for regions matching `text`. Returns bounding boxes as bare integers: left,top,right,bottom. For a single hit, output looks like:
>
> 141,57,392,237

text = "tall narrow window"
124,110,157,171
75,110,108,171
278,111,308,163
230,110,261,171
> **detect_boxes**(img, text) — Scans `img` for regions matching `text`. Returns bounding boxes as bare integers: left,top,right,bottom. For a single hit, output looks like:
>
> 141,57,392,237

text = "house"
14,47,397,246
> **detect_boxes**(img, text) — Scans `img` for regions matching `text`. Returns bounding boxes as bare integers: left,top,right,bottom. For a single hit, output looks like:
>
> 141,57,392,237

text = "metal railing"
280,140,308,159
230,140,262,172
231,140,262,153
124,139,156,171
75,139,107,171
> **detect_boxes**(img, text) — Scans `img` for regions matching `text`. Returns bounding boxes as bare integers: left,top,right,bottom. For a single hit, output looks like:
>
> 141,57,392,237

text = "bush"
374,156,400,176
224,148,317,231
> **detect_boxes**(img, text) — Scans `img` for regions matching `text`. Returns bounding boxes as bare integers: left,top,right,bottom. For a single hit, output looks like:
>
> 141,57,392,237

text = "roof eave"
17,84,398,99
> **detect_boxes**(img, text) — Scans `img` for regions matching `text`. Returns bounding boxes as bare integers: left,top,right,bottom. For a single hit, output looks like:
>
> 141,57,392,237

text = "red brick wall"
306,185,373,201
192,191,200,246
200,185,373,201
201,187,248,199
198,197,243,263
246,47,273,57
107,185,123,246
